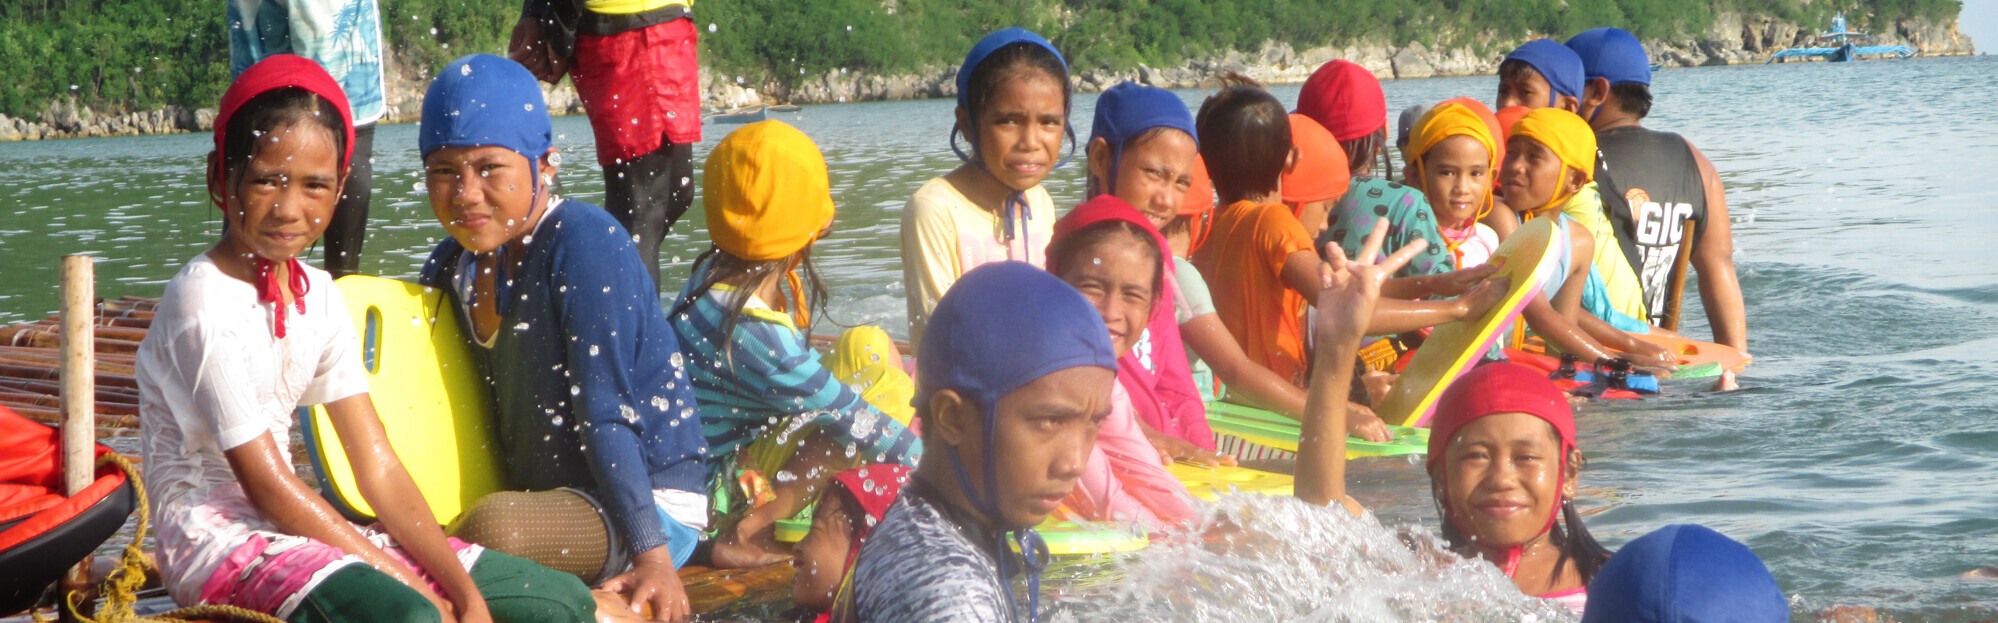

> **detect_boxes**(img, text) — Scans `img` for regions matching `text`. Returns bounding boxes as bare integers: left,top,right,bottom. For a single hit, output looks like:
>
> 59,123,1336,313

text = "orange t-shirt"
1191,200,1315,385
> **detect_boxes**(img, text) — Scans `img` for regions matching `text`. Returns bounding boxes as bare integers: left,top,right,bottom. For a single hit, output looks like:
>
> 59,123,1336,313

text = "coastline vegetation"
0,0,1961,118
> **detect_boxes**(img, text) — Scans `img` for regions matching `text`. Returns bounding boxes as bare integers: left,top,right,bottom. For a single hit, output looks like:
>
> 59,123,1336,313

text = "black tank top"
1594,125,1707,325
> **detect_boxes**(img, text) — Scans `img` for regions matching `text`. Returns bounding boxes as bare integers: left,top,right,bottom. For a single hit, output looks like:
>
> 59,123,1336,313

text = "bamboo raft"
0,296,798,619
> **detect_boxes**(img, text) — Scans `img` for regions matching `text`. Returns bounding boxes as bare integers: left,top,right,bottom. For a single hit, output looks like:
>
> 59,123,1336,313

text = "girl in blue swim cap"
901,28,1074,348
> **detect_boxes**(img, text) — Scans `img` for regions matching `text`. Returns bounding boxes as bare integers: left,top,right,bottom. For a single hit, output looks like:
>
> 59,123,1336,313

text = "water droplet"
589,344,600,356
514,321,531,331
525,103,535,111
619,404,639,423
460,63,472,76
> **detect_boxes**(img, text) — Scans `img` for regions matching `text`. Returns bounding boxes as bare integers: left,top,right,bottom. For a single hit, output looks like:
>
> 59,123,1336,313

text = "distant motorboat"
1767,12,1915,63
768,104,802,113
705,106,767,124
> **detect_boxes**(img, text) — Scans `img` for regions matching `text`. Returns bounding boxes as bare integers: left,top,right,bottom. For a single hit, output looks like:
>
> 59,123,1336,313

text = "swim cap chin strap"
943,401,1052,623
950,124,1078,250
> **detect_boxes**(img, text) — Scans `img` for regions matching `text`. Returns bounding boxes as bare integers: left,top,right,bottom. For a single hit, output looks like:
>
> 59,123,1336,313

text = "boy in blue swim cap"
839,262,1119,623
1498,39,1586,112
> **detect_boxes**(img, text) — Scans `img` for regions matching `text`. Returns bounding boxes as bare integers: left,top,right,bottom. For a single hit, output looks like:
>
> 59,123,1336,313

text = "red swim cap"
1426,362,1576,466
1296,60,1386,143
213,55,355,175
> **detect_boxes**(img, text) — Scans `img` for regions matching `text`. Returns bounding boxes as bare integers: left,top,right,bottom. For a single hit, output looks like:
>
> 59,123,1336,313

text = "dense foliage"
0,0,1962,118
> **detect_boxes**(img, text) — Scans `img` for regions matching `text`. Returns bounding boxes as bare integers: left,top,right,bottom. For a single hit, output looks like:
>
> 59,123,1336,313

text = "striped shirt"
842,480,1020,623
670,272,922,473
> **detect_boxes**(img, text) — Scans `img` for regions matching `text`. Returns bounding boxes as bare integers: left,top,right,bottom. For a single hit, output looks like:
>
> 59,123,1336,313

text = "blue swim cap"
917,261,1114,623
419,54,552,165
1089,81,1197,194
1583,524,1789,623
1567,27,1653,86
918,262,1116,443
1505,39,1586,105
918,261,1116,525
956,28,1066,112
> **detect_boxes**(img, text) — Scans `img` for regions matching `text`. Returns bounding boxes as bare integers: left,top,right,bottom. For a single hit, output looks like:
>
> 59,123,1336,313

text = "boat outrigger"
1767,12,1915,63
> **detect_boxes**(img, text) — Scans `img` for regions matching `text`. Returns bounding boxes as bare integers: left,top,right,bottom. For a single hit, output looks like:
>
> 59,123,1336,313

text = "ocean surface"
3,55,1995,620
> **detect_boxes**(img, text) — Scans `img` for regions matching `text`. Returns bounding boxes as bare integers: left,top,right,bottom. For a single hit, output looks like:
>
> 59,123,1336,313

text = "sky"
1962,0,1996,53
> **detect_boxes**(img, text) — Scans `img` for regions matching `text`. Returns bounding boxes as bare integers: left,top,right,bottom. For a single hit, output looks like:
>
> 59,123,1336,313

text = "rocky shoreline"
0,12,1971,142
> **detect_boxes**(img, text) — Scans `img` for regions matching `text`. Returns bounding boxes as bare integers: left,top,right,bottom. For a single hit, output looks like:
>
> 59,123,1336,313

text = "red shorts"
571,17,702,167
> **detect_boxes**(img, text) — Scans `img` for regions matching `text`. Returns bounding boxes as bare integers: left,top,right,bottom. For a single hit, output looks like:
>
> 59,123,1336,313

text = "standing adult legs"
323,122,376,278
601,141,695,290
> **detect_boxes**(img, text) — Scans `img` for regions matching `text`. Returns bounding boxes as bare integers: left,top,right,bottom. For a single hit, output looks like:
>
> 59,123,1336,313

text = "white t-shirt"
137,253,369,606
1444,222,1502,269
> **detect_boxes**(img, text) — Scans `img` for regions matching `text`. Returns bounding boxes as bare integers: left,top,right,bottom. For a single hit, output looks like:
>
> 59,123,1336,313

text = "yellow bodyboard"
304,276,503,525
1168,462,1295,501
1377,217,1563,428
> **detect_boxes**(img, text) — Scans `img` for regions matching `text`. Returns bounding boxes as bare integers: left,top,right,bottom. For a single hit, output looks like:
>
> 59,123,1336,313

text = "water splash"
1045,494,1575,622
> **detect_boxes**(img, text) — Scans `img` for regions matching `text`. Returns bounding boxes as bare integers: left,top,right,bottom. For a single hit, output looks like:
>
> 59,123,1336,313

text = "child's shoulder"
908,177,971,212
154,253,249,321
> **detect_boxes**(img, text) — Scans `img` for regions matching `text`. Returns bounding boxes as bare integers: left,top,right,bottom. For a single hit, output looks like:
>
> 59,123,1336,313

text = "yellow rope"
33,454,288,623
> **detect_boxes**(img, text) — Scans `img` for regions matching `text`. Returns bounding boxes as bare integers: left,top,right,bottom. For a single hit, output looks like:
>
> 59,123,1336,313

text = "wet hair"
1341,126,1390,178
958,41,1073,147
219,86,348,186
1046,220,1165,313
671,246,832,369
1609,81,1653,119
1433,422,1613,585
1195,80,1289,203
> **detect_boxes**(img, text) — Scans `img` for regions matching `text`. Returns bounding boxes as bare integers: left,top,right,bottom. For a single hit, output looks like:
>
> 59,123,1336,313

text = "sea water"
3,56,1995,620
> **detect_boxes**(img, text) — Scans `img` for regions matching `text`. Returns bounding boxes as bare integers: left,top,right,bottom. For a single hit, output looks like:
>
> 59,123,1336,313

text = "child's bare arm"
1295,220,1420,512
1522,297,1617,363
324,393,492,623
1180,313,1307,415
224,432,456,618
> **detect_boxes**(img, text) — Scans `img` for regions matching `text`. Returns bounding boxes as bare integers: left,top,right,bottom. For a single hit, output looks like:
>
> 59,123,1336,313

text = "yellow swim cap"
1507,108,1597,214
701,120,836,261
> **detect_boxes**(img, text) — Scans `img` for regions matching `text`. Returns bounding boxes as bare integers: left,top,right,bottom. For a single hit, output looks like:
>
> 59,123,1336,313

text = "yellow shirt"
1561,182,1650,323
899,177,1057,347
584,0,688,15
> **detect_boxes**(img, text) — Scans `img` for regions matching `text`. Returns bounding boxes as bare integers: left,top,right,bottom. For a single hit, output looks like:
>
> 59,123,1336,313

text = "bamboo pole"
1660,218,1700,332
60,255,95,497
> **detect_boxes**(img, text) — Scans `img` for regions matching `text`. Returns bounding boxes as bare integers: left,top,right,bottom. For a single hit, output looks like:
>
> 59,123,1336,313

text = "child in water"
1425,363,1612,613
138,55,593,623
902,28,1073,346
1503,108,1676,367
840,262,1122,623
790,464,911,620
670,120,923,569
1046,196,1201,528
415,54,706,621
1405,99,1509,270
1298,60,1471,270
1081,81,1229,460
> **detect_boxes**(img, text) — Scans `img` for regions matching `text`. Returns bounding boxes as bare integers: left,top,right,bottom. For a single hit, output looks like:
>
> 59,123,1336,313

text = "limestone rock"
1391,42,1437,79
